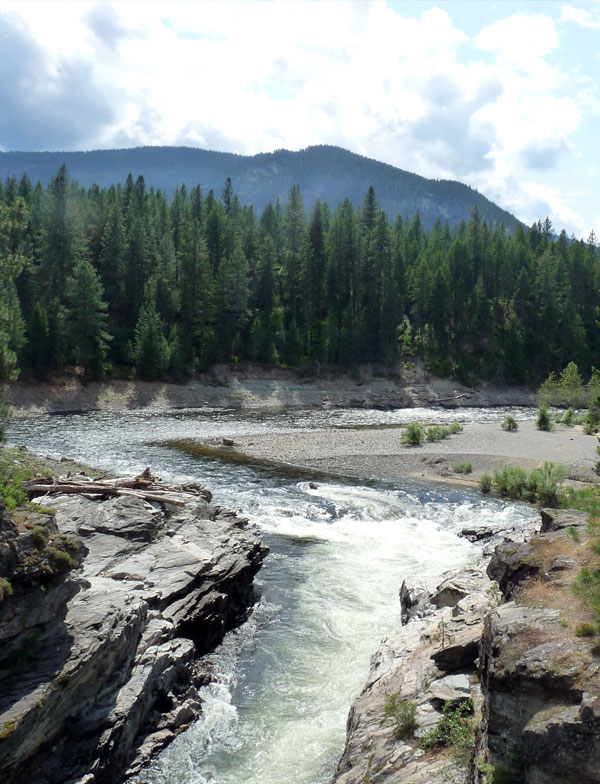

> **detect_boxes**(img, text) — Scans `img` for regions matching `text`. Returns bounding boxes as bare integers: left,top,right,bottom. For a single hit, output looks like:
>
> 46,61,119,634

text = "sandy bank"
224,419,599,487
5,367,535,417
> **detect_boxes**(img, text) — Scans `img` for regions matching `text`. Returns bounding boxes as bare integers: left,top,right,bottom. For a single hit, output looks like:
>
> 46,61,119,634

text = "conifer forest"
1,165,599,385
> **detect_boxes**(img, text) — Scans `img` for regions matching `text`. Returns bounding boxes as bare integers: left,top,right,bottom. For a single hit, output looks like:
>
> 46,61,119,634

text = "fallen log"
425,393,468,403
27,482,185,507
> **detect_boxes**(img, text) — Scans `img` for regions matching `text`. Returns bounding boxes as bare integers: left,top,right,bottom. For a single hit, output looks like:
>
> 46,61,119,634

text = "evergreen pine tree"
133,302,170,380
65,259,111,374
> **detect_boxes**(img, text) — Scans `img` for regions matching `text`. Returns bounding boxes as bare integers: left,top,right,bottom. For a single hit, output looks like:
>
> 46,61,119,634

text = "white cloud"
477,12,559,66
485,178,586,235
561,4,600,30
0,0,595,235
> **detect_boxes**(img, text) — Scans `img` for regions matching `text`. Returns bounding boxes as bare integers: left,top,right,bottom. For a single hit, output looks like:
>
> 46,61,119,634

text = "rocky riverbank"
0,472,268,784
330,507,600,784
4,365,536,418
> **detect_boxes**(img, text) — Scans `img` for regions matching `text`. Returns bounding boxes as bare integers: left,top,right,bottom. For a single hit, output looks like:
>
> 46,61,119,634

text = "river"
7,406,536,784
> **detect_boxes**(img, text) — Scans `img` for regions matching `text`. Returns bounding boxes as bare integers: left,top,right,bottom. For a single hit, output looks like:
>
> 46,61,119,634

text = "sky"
0,0,598,237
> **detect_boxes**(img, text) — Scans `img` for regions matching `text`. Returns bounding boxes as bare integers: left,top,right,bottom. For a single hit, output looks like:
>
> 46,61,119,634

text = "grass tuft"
453,461,472,474
383,694,417,740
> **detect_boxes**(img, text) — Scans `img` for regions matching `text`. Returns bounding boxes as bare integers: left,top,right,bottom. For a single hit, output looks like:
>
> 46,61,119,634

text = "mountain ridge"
0,144,521,230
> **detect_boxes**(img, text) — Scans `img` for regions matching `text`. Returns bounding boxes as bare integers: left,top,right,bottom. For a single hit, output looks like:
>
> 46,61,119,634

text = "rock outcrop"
0,481,268,784
333,507,600,784
471,508,600,784
331,568,493,784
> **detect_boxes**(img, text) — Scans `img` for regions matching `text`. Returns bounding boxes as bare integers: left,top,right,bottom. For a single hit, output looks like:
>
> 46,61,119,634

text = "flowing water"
7,406,536,784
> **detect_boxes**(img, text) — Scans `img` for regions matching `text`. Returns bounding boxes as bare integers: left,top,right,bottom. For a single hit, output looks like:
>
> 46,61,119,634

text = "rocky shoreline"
0,474,268,784
330,507,600,784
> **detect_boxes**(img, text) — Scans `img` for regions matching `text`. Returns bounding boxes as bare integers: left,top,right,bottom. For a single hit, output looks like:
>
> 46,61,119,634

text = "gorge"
2,404,542,783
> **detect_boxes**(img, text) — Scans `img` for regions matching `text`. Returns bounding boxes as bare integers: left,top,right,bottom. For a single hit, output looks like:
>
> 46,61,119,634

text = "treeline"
0,165,598,383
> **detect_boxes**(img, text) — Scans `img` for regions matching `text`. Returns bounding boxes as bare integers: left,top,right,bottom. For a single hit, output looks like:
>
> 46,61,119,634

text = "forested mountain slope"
0,165,597,387
0,145,520,231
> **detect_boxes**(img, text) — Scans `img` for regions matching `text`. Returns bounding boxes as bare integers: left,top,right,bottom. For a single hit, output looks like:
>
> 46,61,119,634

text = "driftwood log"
27,468,186,507
425,393,468,404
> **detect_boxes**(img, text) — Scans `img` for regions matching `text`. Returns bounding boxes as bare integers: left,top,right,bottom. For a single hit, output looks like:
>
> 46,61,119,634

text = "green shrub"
59,534,78,553
479,473,492,494
383,694,417,739
587,392,600,432
526,462,568,506
536,405,554,431
537,372,560,406
567,525,581,543
501,415,518,431
46,547,75,571
426,425,444,442
488,463,567,505
537,364,585,408
560,486,600,516
477,760,499,784
560,407,575,426
423,422,462,443
0,453,28,511
558,362,585,408
493,466,528,499
453,461,472,474
0,578,13,601
401,422,425,446
572,568,600,632
574,622,597,637
421,699,474,764
32,526,48,549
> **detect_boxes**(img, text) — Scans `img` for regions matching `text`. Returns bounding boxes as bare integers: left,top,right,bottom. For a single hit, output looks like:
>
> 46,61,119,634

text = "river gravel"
229,419,598,485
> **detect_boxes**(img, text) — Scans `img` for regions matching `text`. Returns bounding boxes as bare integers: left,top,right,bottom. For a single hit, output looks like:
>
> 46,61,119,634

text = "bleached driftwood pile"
25,467,209,508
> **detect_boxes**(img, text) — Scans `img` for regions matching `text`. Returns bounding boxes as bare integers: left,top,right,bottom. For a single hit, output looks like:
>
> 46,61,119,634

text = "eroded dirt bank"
5,365,536,417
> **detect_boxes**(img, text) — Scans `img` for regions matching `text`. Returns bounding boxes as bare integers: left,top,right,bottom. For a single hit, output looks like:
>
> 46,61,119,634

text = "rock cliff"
330,567,493,784
332,507,600,784
472,507,600,784
0,479,268,784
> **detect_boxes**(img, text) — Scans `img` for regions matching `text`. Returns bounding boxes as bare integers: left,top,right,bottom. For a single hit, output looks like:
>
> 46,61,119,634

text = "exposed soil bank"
5,365,536,418
221,419,599,487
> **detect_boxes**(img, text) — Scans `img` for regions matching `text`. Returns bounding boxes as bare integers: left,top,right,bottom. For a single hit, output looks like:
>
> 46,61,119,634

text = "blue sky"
0,0,598,237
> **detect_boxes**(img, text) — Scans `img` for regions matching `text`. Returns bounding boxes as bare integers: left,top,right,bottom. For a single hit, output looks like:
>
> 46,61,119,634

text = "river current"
7,406,536,784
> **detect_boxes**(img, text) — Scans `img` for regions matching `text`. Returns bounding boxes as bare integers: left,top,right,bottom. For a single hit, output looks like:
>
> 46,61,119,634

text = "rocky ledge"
0,474,268,784
332,508,600,784
473,507,600,784
331,567,493,784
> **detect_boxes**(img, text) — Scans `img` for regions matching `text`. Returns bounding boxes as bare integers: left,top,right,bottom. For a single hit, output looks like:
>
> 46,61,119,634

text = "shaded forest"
0,145,521,231
0,165,598,385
